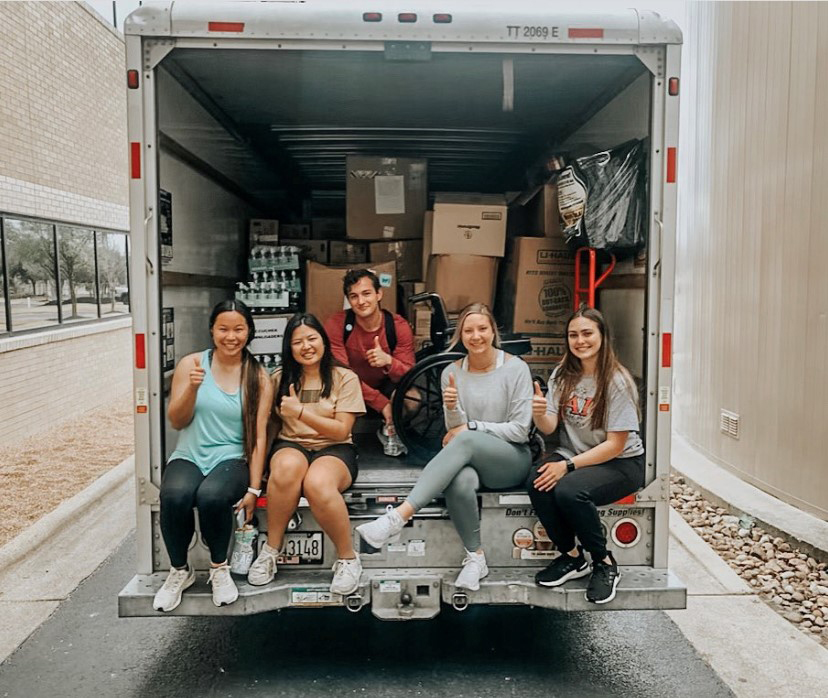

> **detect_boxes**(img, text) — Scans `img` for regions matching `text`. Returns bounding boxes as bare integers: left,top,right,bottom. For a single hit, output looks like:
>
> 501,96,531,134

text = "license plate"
277,532,324,565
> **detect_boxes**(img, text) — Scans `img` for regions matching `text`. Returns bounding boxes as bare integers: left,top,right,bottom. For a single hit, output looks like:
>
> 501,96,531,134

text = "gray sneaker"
153,565,195,612
209,563,239,607
330,555,363,596
247,542,279,586
356,507,405,549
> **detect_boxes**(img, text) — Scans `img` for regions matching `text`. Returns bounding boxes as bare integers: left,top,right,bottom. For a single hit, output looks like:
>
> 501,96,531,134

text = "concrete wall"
0,2,131,446
675,1,828,520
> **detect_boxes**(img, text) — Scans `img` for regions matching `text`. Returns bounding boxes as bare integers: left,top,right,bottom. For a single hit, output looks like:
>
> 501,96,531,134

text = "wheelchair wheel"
391,351,464,463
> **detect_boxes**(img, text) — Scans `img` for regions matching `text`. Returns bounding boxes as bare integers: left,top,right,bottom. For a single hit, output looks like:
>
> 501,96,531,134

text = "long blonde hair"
448,303,502,351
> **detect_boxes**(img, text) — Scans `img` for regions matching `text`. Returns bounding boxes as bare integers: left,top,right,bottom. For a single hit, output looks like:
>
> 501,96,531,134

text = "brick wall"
0,320,132,447
0,1,128,228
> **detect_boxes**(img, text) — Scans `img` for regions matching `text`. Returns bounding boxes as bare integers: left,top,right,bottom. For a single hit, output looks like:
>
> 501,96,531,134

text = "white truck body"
119,1,684,619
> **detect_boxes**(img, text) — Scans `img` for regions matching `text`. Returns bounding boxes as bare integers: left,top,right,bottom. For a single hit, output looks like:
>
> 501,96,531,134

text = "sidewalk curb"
0,455,134,572
672,434,828,561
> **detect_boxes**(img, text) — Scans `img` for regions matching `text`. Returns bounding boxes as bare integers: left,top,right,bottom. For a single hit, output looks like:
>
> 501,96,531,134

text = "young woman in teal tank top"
152,300,273,612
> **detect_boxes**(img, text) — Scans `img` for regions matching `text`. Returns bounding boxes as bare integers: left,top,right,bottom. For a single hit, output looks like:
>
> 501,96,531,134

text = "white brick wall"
0,320,133,447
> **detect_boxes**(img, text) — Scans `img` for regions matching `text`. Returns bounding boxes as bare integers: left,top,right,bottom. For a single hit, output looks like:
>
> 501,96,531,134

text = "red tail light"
669,77,680,95
612,518,641,547
433,13,452,23
398,12,417,23
127,70,139,89
135,333,146,369
363,12,382,22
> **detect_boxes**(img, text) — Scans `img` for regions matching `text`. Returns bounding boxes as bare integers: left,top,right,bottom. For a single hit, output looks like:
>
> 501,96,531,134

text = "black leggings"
526,453,645,561
159,458,248,567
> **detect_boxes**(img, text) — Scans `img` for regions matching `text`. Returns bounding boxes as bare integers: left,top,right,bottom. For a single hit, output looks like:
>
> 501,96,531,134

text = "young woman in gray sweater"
357,303,533,590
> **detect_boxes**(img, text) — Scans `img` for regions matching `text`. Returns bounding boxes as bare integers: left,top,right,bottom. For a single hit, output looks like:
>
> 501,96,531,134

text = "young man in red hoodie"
324,269,416,456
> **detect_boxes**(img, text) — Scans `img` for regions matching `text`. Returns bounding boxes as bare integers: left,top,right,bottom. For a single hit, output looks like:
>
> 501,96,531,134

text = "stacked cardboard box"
305,259,397,325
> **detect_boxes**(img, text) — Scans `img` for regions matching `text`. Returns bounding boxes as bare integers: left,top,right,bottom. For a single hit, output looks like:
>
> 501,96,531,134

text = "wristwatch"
565,458,576,473
467,421,478,431
247,486,262,497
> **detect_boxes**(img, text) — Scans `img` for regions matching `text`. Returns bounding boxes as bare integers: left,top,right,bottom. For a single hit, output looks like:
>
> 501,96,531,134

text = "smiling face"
346,276,383,320
290,323,325,367
460,313,495,356
211,311,249,358
567,315,603,365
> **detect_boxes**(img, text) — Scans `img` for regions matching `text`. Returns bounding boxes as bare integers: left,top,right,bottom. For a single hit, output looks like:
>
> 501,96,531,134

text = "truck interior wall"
561,72,651,380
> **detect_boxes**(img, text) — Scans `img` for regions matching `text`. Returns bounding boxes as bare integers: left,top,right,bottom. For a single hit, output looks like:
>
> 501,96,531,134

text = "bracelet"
247,486,262,497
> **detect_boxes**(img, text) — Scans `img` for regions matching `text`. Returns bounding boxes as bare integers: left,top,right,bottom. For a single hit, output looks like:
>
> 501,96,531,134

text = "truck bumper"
118,567,686,619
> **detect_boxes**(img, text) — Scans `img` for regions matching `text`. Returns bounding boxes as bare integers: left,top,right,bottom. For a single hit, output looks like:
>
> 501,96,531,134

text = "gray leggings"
407,430,531,551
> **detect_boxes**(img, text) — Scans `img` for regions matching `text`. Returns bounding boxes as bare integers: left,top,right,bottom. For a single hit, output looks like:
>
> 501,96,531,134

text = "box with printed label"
280,223,311,240
497,237,575,335
248,314,292,355
430,193,507,257
282,239,329,264
328,241,368,266
526,336,566,385
427,254,499,314
305,259,397,324
369,240,423,281
346,156,427,240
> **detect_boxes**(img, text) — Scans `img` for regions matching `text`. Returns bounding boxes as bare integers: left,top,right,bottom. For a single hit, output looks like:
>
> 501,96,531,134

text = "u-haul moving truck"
118,1,684,619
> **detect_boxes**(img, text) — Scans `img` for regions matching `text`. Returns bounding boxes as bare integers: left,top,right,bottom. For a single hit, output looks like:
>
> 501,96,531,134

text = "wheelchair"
390,292,535,462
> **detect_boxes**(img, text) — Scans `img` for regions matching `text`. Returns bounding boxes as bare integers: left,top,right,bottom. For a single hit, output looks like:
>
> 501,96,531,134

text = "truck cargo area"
120,5,684,619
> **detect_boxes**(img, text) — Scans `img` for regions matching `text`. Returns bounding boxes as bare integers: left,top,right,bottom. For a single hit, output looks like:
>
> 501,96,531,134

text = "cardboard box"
250,219,279,237
423,210,433,276
497,237,575,335
248,314,292,355
525,336,566,384
413,307,431,337
346,156,427,240
329,241,368,266
427,254,499,314
431,193,508,257
280,223,311,240
506,183,567,247
312,218,346,240
305,259,397,324
369,240,423,281
282,239,329,264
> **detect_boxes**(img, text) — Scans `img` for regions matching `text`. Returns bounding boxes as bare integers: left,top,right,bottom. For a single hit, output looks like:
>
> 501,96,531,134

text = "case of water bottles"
237,245,304,313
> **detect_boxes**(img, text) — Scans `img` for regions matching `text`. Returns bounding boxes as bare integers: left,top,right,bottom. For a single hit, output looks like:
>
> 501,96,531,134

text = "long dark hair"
278,313,340,401
554,305,638,431
208,299,263,463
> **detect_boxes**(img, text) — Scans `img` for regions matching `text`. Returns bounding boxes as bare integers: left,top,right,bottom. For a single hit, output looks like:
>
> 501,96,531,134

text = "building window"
58,225,98,323
0,214,129,336
5,218,60,332
97,232,129,316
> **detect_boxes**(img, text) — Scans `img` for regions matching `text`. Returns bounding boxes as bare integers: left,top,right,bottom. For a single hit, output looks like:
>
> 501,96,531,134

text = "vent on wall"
720,410,740,439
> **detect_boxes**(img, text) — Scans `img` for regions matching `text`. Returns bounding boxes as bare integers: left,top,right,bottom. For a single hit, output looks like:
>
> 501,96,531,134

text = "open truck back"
119,1,684,619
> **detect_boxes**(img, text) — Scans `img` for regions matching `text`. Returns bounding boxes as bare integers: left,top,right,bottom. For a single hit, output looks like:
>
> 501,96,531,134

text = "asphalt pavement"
0,533,732,698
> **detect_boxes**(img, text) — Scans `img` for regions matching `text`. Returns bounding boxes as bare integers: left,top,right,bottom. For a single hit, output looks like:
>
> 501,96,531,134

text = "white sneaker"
247,542,279,586
153,565,195,612
209,563,239,607
454,550,489,591
330,555,362,596
356,507,405,549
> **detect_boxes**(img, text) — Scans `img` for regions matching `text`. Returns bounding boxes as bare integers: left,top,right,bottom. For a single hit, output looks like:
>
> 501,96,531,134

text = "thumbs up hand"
532,380,547,417
189,355,206,389
365,334,391,368
443,371,459,411
280,382,303,419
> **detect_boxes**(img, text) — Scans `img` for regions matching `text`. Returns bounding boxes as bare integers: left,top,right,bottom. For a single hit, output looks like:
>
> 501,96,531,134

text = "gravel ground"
0,393,134,547
671,473,828,649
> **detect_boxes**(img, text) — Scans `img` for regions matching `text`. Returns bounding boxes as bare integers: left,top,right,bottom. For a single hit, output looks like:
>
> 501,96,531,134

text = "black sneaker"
585,553,620,604
534,549,590,587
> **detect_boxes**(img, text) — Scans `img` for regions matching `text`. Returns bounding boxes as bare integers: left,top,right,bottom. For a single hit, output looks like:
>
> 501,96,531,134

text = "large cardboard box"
369,240,423,281
305,259,397,324
346,156,427,240
431,193,507,257
422,210,433,276
428,254,499,314
282,239,329,264
507,183,566,245
498,237,575,335
248,314,292,355
525,336,566,384
311,218,346,240
329,241,368,266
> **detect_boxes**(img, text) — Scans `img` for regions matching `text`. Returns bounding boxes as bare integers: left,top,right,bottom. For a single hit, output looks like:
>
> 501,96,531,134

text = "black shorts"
268,440,359,483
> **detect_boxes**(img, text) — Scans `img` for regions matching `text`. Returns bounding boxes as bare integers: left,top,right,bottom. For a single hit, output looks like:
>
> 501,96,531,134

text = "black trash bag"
557,139,647,251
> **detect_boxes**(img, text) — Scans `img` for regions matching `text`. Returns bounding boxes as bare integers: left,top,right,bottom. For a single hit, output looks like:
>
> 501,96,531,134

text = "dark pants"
159,458,248,567
526,453,645,561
